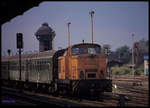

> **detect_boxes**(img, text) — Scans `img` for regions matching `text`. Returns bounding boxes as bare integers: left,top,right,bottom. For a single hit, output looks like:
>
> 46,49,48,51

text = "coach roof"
2,50,56,61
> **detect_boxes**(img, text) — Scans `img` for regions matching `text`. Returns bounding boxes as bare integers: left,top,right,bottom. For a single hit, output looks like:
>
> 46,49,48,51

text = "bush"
111,67,120,75
134,64,144,75
111,64,144,75
111,66,132,75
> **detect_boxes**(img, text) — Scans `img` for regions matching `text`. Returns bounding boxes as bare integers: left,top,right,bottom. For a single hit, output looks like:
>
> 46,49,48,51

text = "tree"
139,38,145,43
116,45,131,64
134,39,148,67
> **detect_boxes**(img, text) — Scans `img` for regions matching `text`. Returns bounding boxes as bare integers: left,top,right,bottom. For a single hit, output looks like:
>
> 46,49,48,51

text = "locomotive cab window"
88,47,100,54
72,47,85,55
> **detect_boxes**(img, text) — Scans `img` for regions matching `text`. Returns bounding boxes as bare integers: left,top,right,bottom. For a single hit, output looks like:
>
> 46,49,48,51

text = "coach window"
39,64,41,71
30,64,32,70
22,66,24,70
15,65,16,70
33,64,35,70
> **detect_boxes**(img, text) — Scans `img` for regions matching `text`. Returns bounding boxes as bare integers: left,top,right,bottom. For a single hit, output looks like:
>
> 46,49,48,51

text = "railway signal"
17,33,23,49
7,49,11,56
16,33,23,92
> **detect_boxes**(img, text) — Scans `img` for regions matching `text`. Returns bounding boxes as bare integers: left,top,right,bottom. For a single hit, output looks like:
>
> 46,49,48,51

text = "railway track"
116,86,148,105
1,87,91,107
112,75,149,107
1,95,36,105
2,75,148,107
1,86,119,107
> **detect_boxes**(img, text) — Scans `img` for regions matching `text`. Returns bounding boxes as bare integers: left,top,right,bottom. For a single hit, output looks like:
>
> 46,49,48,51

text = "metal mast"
89,11,95,44
132,33,135,77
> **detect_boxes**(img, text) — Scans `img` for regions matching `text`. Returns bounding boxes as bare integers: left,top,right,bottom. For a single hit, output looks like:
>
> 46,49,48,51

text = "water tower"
35,22,55,52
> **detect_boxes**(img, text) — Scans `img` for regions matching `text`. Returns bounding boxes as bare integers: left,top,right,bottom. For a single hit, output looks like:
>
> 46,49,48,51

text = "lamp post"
132,33,135,77
89,11,95,44
67,22,71,79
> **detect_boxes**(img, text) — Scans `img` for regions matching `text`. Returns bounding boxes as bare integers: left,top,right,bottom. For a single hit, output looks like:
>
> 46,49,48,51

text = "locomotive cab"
58,43,107,80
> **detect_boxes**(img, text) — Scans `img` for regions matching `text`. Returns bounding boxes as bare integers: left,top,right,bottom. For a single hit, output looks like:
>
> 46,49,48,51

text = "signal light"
16,33,23,49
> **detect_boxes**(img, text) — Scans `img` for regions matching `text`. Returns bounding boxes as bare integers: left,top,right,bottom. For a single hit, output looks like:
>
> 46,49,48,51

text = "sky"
2,1,149,56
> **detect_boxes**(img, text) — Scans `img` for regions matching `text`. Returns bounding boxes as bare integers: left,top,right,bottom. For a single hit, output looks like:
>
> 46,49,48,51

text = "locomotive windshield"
72,44,100,55
88,47,100,54
72,47,85,55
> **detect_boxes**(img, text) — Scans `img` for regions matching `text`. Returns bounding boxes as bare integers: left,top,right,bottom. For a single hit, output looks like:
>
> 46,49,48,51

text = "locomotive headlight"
99,69,104,78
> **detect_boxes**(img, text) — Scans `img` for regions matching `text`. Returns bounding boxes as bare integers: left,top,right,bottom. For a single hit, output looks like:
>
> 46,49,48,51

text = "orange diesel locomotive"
56,43,112,97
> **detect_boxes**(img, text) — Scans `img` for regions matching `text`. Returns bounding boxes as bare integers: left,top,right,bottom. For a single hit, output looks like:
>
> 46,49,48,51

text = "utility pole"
67,22,71,47
132,33,135,77
89,11,95,44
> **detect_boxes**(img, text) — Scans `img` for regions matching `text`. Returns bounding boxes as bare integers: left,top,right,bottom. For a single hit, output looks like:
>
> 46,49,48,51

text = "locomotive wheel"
44,85,49,94
31,84,37,93
58,87,67,96
40,85,46,93
62,88,67,96
48,86,55,94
